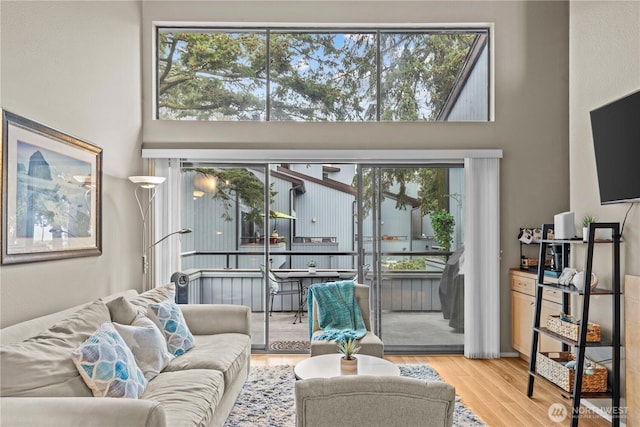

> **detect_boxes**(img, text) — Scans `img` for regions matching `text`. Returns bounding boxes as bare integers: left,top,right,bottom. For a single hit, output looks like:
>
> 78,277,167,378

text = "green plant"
583,215,597,227
430,210,455,251
337,338,361,360
386,257,426,270
307,260,317,268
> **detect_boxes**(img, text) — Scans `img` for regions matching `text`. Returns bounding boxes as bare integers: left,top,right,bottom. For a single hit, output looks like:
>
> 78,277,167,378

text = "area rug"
269,341,311,351
224,364,486,427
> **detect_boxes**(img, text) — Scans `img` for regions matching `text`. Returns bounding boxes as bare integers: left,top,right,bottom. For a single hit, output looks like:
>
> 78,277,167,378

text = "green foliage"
582,215,597,227
386,257,426,270
337,338,361,360
157,30,476,121
186,167,276,225
355,167,448,218
431,210,455,251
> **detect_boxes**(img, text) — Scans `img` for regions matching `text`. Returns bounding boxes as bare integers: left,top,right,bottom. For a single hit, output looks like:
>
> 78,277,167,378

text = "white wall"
570,0,640,415
570,1,640,276
0,1,144,326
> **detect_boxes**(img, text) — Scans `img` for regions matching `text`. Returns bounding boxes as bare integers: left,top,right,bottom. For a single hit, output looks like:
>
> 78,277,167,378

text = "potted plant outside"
582,215,597,242
430,210,455,252
338,338,361,373
307,260,317,274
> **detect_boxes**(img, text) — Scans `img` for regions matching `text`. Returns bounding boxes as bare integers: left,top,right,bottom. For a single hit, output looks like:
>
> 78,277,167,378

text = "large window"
157,27,489,122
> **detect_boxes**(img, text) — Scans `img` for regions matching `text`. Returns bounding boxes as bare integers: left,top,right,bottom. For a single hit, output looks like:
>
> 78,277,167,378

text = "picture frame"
1,110,102,264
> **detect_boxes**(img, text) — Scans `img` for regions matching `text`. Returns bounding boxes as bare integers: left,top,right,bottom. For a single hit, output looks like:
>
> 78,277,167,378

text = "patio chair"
309,283,384,358
260,264,304,324
295,375,455,427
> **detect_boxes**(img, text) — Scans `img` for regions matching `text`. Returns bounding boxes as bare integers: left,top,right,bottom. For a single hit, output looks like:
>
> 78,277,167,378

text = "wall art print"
1,110,102,264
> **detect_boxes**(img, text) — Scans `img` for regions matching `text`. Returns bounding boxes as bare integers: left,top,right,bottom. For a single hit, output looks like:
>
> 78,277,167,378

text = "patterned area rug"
269,340,311,351
224,364,486,427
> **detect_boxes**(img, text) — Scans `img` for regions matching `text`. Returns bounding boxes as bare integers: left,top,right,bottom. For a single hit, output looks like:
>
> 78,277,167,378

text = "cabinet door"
511,290,534,356
512,290,563,357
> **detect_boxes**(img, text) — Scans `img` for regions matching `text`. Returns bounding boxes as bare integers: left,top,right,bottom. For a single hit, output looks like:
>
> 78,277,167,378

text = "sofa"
0,284,251,427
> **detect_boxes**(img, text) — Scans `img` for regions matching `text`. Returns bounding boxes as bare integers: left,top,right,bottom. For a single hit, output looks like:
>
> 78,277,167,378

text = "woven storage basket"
536,352,608,392
546,315,601,342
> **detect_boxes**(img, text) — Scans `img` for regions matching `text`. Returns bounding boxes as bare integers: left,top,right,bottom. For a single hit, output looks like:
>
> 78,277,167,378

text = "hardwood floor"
251,354,610,427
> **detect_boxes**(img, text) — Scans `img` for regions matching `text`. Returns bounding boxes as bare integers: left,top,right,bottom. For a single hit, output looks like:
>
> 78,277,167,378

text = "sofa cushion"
148,300,195,357
163,333,250,390
113,315,174,380
107,296,141,325
72,322,147,398
0,299,110,397
141,369,224,427
129,284,176,311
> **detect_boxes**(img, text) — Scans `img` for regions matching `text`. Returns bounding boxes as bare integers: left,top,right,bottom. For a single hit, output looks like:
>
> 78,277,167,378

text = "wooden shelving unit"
527,222,621,427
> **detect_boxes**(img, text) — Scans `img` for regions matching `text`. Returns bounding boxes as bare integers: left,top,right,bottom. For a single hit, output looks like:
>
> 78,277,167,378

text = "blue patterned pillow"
71,322,147,398
148,300,195,356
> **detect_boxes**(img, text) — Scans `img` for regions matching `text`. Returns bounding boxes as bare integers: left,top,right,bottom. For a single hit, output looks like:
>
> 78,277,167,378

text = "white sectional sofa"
0,285,251,427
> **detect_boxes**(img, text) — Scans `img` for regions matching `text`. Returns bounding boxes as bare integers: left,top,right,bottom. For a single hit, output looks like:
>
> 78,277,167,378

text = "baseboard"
582,399,626,427
500,352,520,358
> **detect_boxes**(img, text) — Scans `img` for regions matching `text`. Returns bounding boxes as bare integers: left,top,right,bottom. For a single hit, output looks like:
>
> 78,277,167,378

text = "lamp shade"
129,176,166,188
193,175,218,193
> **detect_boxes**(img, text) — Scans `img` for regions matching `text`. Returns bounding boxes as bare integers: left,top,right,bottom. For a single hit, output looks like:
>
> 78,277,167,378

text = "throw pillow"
107,296,141,325
113,315,174,380
71,322,147,398
147,300,194,356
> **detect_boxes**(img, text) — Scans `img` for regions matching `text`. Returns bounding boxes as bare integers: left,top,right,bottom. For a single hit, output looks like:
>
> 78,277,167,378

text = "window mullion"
266,29,271,121
376,30,381,122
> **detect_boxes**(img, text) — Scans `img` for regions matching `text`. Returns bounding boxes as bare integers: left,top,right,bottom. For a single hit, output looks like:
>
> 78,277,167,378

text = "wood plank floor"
251,354,610,427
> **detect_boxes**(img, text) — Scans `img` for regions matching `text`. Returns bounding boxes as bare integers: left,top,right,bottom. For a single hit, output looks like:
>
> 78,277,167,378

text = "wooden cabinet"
510,269,563,359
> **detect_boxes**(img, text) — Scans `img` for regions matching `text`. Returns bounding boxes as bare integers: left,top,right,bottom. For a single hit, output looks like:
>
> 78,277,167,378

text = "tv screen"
590,89,640,204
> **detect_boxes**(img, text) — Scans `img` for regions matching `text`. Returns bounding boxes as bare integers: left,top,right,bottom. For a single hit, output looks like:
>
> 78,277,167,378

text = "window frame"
154,25,491,122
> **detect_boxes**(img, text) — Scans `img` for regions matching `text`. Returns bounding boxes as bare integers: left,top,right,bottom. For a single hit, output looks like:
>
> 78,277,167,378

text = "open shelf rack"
527,222,621,427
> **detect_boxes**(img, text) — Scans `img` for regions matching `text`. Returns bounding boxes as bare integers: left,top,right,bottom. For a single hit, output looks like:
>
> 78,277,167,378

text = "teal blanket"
307,281,367,343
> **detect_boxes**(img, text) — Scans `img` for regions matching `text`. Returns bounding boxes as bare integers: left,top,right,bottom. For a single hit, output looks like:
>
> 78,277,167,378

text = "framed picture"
1,111,102,264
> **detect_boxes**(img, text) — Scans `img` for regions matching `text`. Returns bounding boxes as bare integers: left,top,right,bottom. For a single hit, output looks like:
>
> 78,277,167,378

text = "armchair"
295,375,455,427
309,283,384,357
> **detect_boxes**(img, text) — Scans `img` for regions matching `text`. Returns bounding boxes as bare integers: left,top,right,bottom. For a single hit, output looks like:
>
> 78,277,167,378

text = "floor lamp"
129,175,166,291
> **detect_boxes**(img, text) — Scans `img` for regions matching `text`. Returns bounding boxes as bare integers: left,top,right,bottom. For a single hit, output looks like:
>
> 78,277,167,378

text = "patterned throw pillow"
147,300,195,356
71,323,147,398
113,315,174,380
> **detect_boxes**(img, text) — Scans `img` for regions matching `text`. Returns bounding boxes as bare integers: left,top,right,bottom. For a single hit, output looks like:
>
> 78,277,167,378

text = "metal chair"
259,264,304,324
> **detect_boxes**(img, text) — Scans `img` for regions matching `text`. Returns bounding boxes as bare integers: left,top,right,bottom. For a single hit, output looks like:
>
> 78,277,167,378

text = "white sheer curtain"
464,157,501,358
152,158,182,290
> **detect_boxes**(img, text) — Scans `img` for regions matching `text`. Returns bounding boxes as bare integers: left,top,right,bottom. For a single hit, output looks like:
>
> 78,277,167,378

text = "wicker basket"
546,315,601,342
536,352,608,392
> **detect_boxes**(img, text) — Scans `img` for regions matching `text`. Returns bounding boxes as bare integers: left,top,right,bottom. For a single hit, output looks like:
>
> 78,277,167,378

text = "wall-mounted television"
590,89,640,205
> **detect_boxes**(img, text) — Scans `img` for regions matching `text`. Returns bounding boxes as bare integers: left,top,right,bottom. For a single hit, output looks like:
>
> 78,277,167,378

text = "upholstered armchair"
309,283,384,358
295,375,455,427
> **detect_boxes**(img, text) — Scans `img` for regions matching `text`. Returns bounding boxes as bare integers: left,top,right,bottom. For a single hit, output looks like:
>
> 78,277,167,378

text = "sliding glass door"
360,165,465,353
174,160,464,353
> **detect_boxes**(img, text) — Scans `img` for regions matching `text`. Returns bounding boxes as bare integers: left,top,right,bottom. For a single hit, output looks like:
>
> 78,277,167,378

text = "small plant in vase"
582,215,597,242
307,260,317,273
338,338,361,373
